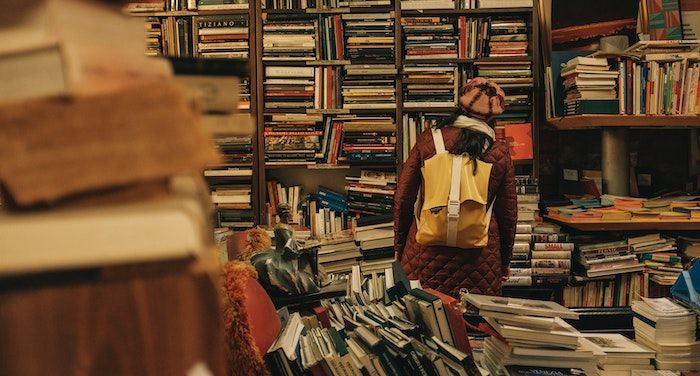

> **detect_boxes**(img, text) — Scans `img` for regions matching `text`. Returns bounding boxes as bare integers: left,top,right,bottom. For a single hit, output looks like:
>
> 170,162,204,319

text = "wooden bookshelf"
547,115,700,130
544,214,700,231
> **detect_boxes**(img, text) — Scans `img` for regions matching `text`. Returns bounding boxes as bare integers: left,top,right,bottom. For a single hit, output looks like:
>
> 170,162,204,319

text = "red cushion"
243,277,281,353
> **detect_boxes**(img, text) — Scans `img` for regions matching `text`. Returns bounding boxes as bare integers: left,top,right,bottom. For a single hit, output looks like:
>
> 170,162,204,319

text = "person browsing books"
394,78,517,297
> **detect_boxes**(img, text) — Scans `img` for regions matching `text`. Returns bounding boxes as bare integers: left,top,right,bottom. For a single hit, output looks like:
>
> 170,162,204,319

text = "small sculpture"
251,203,321,295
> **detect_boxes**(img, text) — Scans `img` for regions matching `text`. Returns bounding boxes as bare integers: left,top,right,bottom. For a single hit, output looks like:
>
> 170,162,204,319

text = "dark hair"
435,109,493,174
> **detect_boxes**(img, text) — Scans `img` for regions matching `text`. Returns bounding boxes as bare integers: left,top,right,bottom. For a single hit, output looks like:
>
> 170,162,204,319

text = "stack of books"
464,294,597,375
306,201,352,237
317,231,361,274
160,17,193,57
342,65,397,109
563,272,647,308
264,66,316,110
264,113,323,166
266,181,304,224
457,16,478,59
215,136,253,167
195,15,249,59
504,176,538,287
345,170,396,216
239,78,251,110
354,214,395,273
476,60,533,90
337,115,396,164
402,0,455,10
401,113,447,161
209,136,254,229
403,64,459,108
580,333,656,376
530,225,573,286
319,15,346,61
262,15,316,62
316,186,349,215
678,236,700,263
342,13,395,61
561,56,619,115
632,297,700,371
576,239,644,278
144,17,163,56
482,18,529,58
402,17,458,61
629,234,683,286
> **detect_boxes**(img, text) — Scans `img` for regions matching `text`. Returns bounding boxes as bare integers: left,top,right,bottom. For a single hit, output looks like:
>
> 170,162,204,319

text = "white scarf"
452,115,495,152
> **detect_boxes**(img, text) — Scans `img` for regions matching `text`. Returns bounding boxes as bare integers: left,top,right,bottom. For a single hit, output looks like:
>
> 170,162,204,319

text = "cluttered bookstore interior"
7,0,700,375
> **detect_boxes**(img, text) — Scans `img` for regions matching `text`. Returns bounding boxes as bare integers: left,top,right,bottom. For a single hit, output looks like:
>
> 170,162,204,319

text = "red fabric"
394,126,517,298
244,277,281,354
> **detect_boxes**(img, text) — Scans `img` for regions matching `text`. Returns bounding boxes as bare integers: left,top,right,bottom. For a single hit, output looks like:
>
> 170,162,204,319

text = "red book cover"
312,305,331,328
334,15,344,60
503,123,533,160
424,288,472,355
459,16,467,58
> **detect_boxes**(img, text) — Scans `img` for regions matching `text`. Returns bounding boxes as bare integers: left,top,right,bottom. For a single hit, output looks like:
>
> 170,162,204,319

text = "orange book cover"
504,123,533,160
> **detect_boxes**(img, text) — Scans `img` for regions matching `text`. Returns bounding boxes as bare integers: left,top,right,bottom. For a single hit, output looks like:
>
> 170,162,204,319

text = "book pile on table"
482,18,528,58
264,66,315,110
576,238,645,278
402,17,457,61
267,264,478,376
629,234,683,286
354,214,395,273
345,170,396,216
632,297,700,371
561,56,619,115
337,115,397,164
342,13,394,61
463,293,598,375
580,333,656,376
342,65,397,109
403,63,459,108
318,231,361,274
195,15,249,59
262,14,316,62
264,113,323,166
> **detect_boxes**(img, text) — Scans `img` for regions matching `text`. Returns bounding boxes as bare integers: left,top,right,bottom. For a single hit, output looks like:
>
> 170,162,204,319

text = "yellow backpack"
415,128,494,248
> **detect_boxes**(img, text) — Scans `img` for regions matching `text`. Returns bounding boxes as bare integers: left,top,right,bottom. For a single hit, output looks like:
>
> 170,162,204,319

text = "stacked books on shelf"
210,136,254,229
632,297,700,371
629,233,683,286
457,16,479,59
342,65,397,109
563,272,647,308
579,333,656,376
342,13,394,61
266,181,304,224
345,170,397,216
401,0,455,10
145,17,163,56
161,0,248,10
476,60,533,91
159,17,193,57
464,293,598,375
319,15,346,61
576,239,644,278
264,66,315,110
239,77,251,110
310,187,350,235
337,115,396,164
264,113,323,166
481,18,529,58
195,15,249,59
262,14,316,62
401,113,447,162
403,63,459,108
354,214,395,273
402,17,458,61
560,56,619,116
317,231,361,274
314,67,342,110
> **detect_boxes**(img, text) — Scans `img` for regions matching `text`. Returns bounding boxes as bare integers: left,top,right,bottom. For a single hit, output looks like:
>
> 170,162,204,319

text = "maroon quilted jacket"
394,126,517,298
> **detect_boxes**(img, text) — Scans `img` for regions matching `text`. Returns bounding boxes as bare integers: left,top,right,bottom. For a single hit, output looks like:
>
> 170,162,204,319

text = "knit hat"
458,77,506,120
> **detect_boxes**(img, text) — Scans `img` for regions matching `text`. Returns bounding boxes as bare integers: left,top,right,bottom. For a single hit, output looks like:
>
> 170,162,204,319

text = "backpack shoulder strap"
431,128,446,154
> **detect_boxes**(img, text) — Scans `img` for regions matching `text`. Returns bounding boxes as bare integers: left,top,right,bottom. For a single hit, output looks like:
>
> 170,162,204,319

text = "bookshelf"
129,0,542,228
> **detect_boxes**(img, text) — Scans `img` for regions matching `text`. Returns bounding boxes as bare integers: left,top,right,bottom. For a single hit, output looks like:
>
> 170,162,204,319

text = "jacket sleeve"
394,139,423,258
495,147,517,272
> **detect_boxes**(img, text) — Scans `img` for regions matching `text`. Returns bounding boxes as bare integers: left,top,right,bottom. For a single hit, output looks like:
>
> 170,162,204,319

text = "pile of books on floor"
402,17,457,61
195,15,249,59
317,231,361,274
561,56,619,115
576,238,644,278
342,65,397,109
354,214,395,273
629,233,683,286
336,115,397,164
481,18,528,58
342,13,394,61
264,113,323,166
580,333,656,376
504,175,538,287
464,293,598,375
401,113,447,161
264,66,315,110
319,15,346,61
403,63,459,108
632,297,700,371
345,170,396,216
262,14,316,62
